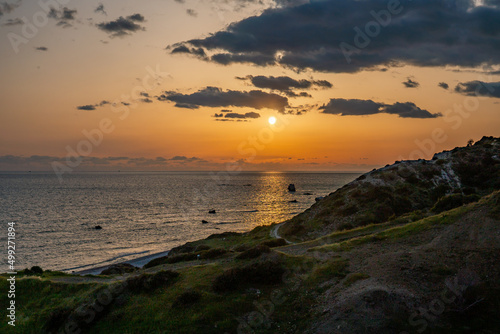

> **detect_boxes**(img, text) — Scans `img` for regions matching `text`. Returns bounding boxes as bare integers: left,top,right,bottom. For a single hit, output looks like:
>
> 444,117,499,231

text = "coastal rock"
201,220,210,224
94,225,102,230
208,209,216,214
315,196,324,202
288,184,296,192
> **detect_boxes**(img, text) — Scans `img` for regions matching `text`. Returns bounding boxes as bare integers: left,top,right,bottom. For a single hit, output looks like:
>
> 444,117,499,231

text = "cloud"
213,111,261,120
161,86,289,112
76,100,109,110
35,46,48,51
95,4,107,16
171,0,500,73
403,78,420,88
319,98,441,118
0,1,21,17
170,45,207,58
2,17,22,26
186,9,197,17
47,6,77,27
97,14,146,37
455,80,500,98
77,105,96,111
239,75,332,96
438,82,449,89
168,156,206,163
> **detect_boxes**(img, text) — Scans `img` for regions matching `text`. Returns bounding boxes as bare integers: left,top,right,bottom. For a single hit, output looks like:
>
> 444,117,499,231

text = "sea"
0,172,360,273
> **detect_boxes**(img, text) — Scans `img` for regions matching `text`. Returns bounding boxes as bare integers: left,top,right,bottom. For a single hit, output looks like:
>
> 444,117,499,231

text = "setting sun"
268,116,277,125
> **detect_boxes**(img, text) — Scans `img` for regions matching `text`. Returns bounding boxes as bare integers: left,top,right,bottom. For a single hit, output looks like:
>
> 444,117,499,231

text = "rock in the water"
303,192,313,195
315,196,324,202
208,209,216,214
288,184,296,192
289,199,298,203
202,220,210,224
100,263,137,275
94,225,102,230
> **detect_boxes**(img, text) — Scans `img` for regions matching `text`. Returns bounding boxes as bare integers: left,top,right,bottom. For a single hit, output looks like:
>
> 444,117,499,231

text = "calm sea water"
0,172,359,272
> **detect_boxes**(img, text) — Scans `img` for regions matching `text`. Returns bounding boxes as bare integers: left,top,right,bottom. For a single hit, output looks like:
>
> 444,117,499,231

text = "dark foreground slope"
1,138,499,334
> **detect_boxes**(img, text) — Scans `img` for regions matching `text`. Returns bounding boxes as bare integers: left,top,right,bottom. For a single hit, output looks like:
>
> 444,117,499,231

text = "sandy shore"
74,250,170,276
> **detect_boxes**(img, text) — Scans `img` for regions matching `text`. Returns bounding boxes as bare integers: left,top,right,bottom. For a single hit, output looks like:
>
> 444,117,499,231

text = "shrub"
199,248,227,260
260,238,287,248
126,270,179,293
172,290,202,308
213,260,285,293
431,194,480,213
236,245,270,260
30,266,43,274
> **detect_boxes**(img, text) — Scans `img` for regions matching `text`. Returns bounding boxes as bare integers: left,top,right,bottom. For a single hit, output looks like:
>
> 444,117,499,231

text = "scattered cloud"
403,78,420,88
95,4,107,16
0,1,21,17
47,6,78,28
76,100,109,111
186,9,197,17
97,14,146,37
455,80,500,98
320,98,441,119
170,44,207,58
160,86,289,112
238,75,331,97
213,111,261,120
438,82,449,90
35,46,48,51
2,17,22,26
172,0,500,73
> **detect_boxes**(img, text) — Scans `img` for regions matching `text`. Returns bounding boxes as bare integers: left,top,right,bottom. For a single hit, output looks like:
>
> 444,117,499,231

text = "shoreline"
74,250,170,276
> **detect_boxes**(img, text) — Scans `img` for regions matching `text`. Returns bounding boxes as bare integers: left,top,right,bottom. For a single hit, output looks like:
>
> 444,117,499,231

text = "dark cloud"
438,82,449,89
224,111,261,119
172,0,500,73
95,4,107,16
35,46,48,51
161,86,289,112
2,18,22,26
168,156,206,163
170,45,207,58
47,6,77,27
455,80,500,98
97,14,146,37
320,98,441,118
242,75,332,91
403,78,420,88
76,100,109,110
186,9,197,17
77,105,96,111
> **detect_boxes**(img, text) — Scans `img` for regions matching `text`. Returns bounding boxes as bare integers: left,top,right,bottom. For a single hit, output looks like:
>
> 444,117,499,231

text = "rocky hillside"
280,136,500,241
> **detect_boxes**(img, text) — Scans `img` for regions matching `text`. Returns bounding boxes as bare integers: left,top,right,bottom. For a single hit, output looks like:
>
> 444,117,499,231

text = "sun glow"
268,116,276,125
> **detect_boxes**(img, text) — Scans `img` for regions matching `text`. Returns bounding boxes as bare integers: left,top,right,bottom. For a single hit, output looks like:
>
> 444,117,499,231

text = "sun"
268,116,277,125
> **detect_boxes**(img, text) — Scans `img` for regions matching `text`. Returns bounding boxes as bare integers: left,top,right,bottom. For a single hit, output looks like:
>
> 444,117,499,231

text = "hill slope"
280,136,500,241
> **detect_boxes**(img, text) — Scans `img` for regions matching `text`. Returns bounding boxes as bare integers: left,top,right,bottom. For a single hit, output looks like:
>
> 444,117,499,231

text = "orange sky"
1,0,499,172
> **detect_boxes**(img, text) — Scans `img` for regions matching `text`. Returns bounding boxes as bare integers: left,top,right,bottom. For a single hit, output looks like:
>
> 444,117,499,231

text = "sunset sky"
1,0,499,172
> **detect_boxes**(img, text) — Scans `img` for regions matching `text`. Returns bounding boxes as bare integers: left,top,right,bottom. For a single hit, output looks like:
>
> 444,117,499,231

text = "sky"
0,0,499,173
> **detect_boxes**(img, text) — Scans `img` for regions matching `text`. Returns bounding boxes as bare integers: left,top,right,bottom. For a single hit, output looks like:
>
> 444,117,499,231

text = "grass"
308,195,487,253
